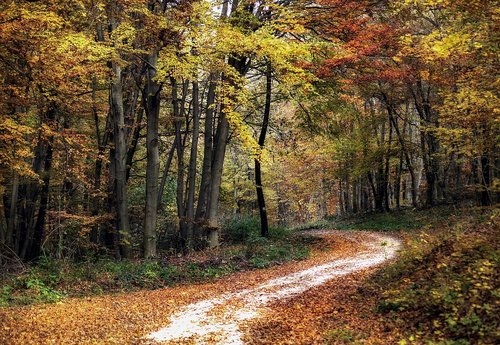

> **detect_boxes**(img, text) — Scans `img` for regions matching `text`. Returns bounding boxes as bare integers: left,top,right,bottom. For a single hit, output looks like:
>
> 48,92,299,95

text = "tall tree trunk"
90,25,109,247
171,78,186,248
90,99,111,245
27,142,53,260
111,63,132,259
338,179,345,215
194,78,216,239
18,127,50,258
143,52,161,258
395,151,403,209
352,179,358,213
125,107,144,181
0,198,6,247
367,171,378,212
255,63,271,238
184,81,201,250
206,57,248,248
106,133,120,257
384,114,393,211
206,106,229,247
26,107,57,260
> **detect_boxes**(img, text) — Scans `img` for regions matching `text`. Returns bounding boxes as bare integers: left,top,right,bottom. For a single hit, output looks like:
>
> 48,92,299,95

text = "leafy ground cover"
246,206,499,345
368,208,499,344
0,218,311,307
0,231,368,344
0,207,497,345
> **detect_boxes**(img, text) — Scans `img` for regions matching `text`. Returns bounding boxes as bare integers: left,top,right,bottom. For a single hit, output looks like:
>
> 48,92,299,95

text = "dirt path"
147,232,401,344
0,231,401,345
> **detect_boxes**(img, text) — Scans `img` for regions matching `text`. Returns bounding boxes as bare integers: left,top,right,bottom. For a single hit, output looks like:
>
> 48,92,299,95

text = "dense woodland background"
0,0,498,263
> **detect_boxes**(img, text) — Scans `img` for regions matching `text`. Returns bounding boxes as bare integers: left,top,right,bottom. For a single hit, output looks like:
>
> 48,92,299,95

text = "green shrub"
269,224,291,239
222,216,260,243
245,236,310,268
0,285,13,307
223,215,295,243
24,276,64,303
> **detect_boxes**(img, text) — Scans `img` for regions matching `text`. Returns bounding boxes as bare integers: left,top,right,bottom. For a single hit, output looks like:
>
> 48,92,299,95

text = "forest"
0,0,498,344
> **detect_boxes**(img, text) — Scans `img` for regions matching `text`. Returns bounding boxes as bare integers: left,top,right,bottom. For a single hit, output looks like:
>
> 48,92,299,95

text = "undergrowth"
365,208,499,344
296,206,458,232
332,206,454,231
0,217,310,307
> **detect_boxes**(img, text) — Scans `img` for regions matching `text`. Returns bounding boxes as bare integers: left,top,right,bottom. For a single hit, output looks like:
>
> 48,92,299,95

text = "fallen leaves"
0,231,396,344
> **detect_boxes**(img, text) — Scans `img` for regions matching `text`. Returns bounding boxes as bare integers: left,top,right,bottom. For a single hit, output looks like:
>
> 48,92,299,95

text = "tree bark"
411,81,440,206
111,62,132,259
206,57,249,248
255,62,271,238
26,107,57,260
206,106,229,247
125,106,144,181
143,52,161,258
158,142,176,205
184,81,201,250
194,78,216,236
171,78,187,248
27,141,53,260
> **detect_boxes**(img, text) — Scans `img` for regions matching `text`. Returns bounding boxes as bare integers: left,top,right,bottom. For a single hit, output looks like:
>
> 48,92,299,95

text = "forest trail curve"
0,231,401,345
147,231,401,344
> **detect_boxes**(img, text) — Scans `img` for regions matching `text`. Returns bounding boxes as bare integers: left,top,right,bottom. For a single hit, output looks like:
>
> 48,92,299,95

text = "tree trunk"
171,78,186,248
143,52,161,258
411,81,440,206
206,108,228,247
205,56,248,248
158,142,176,206
125,107,144,181
184,81,201,250
255,62,271,238
26,107,57,260
90,96,111,245
382,94,418,207
111,62,132,259
27,142,53,260
194,79,216,238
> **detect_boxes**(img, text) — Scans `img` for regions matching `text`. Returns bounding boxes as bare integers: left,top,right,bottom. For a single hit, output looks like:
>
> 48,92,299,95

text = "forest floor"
0,231,401,344
1,207,498,344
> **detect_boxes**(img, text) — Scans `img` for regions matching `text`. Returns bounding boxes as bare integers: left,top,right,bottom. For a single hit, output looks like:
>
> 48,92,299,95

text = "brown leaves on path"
0,231,399,344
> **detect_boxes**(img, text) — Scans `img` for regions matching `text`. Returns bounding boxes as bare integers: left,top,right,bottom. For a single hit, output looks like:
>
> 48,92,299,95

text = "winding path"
147,231,401,344
0,231,402,345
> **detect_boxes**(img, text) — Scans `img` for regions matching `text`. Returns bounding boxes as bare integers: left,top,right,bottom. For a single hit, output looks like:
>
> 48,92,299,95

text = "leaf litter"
0,231,401,344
